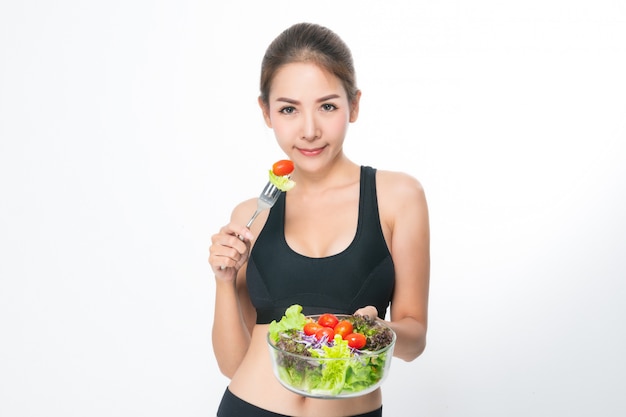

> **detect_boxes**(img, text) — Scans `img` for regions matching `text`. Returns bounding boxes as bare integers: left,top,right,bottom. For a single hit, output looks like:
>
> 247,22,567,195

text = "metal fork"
219,181,282,269
245,181,282,229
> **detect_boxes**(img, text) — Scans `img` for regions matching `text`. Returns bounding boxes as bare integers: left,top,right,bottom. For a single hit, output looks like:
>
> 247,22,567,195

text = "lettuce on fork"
268,170,296,192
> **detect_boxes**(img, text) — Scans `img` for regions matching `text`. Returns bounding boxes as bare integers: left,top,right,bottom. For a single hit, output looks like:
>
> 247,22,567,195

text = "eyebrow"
275,94,342,104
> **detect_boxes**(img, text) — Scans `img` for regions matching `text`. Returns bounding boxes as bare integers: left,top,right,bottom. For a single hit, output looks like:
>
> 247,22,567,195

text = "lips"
297,146,325,157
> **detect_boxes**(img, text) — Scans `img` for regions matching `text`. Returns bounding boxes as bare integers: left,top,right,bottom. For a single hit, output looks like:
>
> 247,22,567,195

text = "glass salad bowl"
267,312,396,399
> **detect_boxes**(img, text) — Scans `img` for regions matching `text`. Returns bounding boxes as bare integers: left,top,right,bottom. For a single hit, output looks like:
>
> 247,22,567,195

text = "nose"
300,111,320,141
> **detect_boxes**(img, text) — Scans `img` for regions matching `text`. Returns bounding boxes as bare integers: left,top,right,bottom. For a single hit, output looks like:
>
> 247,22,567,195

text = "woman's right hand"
208,223,254,280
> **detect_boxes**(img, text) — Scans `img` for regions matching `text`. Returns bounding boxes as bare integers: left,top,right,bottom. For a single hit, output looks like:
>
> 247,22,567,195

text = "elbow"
213,345,241,379
216,360,237,379
397,337,426,362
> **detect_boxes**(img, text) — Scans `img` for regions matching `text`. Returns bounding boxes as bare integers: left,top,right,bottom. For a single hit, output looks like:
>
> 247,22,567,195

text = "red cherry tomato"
272,160,294,176
303,322,323,336
314,327,335,342
333,320,354,339
345,333,367,349
317,313,339,329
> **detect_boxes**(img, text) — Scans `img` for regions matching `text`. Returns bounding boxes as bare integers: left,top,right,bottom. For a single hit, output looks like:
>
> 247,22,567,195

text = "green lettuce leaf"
268,170,296,191
308,335,352,395
268,304,306,343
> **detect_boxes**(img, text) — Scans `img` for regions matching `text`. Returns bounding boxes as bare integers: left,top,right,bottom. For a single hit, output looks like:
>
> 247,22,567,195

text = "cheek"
327,113,350,135
269,118,293,138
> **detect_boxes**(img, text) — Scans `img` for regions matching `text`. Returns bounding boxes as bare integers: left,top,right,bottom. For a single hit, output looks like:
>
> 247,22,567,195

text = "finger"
220,224,254,242
212,232,248,255
354,306,378,319
237,227,254,242
209,249,241,269
209,237,249,271
208,253,228,270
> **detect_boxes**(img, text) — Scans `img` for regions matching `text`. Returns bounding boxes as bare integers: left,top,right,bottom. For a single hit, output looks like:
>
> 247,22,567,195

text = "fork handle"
237,209,261,241
246,209,261,229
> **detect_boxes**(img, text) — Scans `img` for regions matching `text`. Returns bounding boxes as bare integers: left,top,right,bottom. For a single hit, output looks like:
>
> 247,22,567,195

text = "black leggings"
217,387,383,417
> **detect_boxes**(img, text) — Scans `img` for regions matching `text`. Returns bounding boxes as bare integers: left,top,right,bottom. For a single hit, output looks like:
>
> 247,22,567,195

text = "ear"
349,90,362,123
258,96,272,128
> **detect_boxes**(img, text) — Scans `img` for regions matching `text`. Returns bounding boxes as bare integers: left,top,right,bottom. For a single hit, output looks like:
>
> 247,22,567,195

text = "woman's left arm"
378,171,430,362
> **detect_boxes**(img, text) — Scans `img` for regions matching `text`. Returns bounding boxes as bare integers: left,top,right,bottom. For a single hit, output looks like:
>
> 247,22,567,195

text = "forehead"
269,62,346,100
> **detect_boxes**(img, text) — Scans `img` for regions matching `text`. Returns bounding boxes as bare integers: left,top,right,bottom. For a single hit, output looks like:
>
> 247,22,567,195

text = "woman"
208,22,430,417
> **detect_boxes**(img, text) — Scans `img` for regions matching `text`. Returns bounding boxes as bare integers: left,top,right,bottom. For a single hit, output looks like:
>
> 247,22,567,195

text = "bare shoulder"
230,197,257,223
375,169,427,206
230,197,271,238
375,169,429,267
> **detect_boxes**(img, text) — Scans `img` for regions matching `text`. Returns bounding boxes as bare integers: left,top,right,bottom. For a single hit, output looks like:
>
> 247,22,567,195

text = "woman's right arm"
208,203,257,378
211,266,253,378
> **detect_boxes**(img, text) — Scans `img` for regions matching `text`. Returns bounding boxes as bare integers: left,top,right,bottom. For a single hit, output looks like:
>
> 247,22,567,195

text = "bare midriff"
228,324,383,417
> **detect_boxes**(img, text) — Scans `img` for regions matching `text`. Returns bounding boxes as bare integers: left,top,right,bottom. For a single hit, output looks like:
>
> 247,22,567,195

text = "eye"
279,106,296,115
321,103,337,112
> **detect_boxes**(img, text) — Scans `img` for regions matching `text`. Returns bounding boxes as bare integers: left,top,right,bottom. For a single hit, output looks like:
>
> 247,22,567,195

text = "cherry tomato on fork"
272,160,294,176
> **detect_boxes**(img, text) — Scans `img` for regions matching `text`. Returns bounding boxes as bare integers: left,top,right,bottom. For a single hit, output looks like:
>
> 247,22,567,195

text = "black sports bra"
246,166,395,324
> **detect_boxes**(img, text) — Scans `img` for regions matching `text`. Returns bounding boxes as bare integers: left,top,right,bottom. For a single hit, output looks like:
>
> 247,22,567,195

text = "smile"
297,147,325,157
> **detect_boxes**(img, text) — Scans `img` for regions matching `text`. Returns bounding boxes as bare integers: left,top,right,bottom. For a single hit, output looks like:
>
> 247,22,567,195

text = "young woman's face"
260,62,360,172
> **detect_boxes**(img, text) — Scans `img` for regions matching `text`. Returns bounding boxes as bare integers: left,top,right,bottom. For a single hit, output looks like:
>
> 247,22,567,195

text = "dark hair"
259,22,358,106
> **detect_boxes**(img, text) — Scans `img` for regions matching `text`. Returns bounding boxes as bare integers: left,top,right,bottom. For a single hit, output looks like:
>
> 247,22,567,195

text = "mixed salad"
268,304,395,397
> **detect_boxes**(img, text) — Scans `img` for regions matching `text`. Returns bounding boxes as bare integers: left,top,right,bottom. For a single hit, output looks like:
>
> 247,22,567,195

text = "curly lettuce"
268,304,306,343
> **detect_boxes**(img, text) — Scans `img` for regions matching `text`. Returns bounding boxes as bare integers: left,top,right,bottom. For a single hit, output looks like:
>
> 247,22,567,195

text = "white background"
1,1,625,416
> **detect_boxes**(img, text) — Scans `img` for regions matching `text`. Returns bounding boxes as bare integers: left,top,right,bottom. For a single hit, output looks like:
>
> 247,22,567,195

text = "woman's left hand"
353,305,378,319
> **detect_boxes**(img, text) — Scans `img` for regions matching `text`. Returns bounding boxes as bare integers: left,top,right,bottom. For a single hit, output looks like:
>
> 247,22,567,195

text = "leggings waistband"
217,387,383,417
